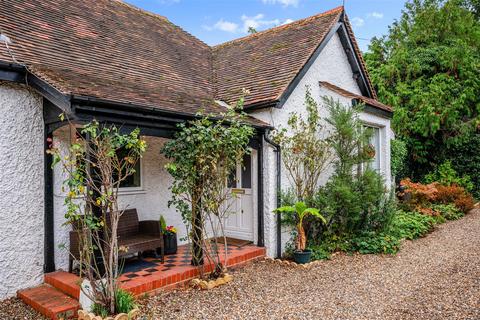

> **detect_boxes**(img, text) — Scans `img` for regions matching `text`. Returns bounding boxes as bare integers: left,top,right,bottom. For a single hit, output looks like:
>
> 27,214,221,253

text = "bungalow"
0,0,393,299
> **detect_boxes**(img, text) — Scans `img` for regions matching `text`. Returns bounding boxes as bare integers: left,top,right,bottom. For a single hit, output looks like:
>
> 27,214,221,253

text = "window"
114,148,142,189
227,153,252,189
366,126,381,172
241,153,252,189
73,126,142,191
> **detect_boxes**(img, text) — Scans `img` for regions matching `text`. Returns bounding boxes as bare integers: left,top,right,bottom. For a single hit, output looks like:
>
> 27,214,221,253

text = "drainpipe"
263,131,282,259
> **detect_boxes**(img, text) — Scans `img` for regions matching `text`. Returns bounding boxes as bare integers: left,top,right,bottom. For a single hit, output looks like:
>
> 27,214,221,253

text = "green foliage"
448,132,480,198
115,289,137,314
391,139,408,179
424,161,474,191
275,201,326,251
310,210,436,258
347,232,401,254
312,98,395,237
278,189,297,225
324,97,373,178
91,303,109,318
387,211,436,240
159,215,167,232
432,203,465,220
162,108,254,226
273,88,332,201
364,0,480,181
162,102,254,267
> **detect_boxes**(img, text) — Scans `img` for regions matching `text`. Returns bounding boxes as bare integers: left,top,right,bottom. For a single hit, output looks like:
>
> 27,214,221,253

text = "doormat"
213,237,252,248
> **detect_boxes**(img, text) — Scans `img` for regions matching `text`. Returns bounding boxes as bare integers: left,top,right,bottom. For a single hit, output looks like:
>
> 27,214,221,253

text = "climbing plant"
162,98,254,278
49,119,146,315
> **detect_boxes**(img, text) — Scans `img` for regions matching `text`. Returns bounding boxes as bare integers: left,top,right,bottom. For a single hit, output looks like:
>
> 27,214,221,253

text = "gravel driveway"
141,209,480,320
2,210,479,320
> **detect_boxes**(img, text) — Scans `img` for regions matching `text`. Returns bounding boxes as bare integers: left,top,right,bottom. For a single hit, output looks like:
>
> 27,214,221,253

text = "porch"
18,243,265,319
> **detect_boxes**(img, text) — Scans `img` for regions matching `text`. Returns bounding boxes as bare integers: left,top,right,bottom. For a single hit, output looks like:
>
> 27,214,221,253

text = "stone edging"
190,273,234,290
77,308,140,320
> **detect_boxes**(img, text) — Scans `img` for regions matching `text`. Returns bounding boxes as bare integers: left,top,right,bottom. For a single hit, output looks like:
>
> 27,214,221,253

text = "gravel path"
141,209,480,320
2,210,479,320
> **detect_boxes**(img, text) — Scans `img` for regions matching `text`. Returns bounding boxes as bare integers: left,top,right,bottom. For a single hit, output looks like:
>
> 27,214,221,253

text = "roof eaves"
342,14,377,99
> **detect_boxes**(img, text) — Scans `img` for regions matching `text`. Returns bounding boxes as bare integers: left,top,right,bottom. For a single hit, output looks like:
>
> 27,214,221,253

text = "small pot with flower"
160,215,178,255
275,202,326,264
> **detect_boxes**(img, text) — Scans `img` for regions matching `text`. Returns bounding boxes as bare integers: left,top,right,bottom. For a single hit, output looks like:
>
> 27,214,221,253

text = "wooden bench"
69,209,164,272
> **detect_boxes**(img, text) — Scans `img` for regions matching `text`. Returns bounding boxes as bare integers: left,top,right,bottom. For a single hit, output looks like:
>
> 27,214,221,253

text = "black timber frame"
3,63,268,272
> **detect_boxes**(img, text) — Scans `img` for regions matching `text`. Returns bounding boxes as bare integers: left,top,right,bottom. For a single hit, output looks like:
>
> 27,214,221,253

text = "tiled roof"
0,1,385,125
0,0,215,115
319,81,392,113
213,7,344,106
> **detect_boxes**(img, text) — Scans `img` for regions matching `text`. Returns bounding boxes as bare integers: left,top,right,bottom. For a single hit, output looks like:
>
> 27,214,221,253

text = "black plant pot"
293,249,312,264
164,233,177,255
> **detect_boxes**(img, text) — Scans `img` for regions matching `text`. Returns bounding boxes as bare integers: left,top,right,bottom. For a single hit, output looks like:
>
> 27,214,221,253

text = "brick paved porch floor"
119,243,265,295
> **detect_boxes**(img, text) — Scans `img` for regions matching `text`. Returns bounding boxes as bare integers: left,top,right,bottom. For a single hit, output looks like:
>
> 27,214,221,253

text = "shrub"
454,194,475,214
431,204,464,220
436,184,475,213
398,179,439,215
424,161,474,192
347,231,401,254
448,132,480,199
387,211,436,240
312,98,394,238
391,139,408,180
309,210,436,259
399,179,475,215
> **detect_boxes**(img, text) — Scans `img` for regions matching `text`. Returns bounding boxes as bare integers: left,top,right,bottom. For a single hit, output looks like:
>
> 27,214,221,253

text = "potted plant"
160,215,178,255
275,201,326,264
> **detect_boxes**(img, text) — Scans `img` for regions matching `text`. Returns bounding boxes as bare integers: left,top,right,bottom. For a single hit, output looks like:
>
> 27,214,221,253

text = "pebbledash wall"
253,32,394,254
0,82,44,299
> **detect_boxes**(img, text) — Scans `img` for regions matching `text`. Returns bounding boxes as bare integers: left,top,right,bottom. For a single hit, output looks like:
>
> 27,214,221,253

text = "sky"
125,0,408,52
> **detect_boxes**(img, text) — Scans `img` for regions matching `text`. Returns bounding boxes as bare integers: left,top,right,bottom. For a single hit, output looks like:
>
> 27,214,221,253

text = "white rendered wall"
252,32,393,255
0,82,44,299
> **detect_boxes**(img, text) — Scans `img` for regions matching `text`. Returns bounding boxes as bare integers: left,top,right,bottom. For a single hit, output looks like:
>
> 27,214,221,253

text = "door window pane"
241,153,252,189
227,169,237,188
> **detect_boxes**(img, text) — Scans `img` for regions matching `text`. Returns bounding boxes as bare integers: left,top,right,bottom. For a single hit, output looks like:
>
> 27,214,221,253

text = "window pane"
241,153,252,189
227,169,237,188
120,160,141,188
370,127,381,171
115,148,141,188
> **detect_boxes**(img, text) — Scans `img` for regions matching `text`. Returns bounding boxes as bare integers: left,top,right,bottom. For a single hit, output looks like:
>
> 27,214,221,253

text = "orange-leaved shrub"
399,179,475,215
435,184,475,213
398,179,439,216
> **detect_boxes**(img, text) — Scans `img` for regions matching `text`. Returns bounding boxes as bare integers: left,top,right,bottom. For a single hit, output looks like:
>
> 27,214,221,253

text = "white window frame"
118,156,144,193
362,124,383,173
68,125,145,195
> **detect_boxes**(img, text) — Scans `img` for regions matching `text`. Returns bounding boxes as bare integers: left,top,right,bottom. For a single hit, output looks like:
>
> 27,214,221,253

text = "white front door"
224,151,256,241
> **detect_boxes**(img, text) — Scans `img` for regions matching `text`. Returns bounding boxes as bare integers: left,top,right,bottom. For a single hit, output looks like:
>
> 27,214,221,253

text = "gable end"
275,13,376,109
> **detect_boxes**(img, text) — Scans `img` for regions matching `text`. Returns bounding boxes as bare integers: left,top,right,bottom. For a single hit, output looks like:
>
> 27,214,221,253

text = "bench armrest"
139,220,162,236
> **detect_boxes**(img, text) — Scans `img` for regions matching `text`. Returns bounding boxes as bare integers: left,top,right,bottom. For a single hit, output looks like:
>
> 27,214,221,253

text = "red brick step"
17,284,80,320
45,271,81,300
